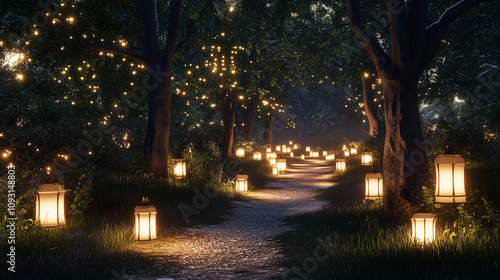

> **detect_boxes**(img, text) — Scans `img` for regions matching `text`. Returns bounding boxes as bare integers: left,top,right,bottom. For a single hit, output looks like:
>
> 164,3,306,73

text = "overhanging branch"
80,35,146,64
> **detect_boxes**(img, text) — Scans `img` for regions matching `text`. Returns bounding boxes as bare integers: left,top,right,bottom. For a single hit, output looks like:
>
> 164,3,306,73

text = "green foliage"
183,141,223,183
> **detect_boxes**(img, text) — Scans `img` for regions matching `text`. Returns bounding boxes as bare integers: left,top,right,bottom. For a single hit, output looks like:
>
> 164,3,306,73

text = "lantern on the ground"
289,141,293,145
326,154,335,161
236,147,245,157
269,158,276,166
173,159,186,179
350,146,357,155
282,144,287,151
36,183,66,227
276,145,281,152
290,152,294,158
253,152,262,161
336,157,346,173
361,150,373,166
322,151,328,156
266,147,272,153
272,166,278,175
344,150,350,157
266,152,277,159
235,174,249,192
305,146,311,152
134,197,157,241
286,147,291,153
301,154,305,160
411,213,436,244
277,159,287,173
434,147,466,203
293,144,298,150
365,171,383,200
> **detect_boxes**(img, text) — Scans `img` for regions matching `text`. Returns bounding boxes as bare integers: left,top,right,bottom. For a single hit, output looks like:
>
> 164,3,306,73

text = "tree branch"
79,36,146,64
406,0,428,68
162,0,183,71
175,20,194,53
385,0,411,73
143,0,162,68
346,0,395,80
419,0,491,76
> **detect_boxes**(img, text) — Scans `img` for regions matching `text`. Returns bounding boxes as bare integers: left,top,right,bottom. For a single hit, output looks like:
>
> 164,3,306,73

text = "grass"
277,160,500,280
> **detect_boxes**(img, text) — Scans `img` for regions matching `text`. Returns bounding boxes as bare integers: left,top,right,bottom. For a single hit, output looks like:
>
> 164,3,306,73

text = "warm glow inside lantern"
365,172,383,200
361,151,373,165
411,213,436,244
134,198,157,241
286,147,291,153
434,153,466,203
235,174,248,192
235,147,245,157
326,154,335,161
253,152,262,161
266,147,272,153
276,145,281,152
305,146,311,152
301,154,305,160
173,159,186,179
290,152,294,158
336,158,346,173
344,150,350,157
350,146,357,155
268,158,276,166
293,144,298,150
272,166,278,175
310,151,319,157
36,183,66,227
277,159,287,173
322,151,328,156
282,145,287,151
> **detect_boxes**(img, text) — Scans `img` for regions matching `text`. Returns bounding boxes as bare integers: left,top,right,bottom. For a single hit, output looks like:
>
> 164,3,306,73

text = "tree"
362,72,379,136
346,0,493,215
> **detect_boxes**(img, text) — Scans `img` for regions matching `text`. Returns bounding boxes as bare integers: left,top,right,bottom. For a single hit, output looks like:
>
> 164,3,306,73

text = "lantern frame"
36,183,66,228
134,204,157,241
173,158,187,179
253,152,262,161
235,174,249,191
411,213,436,244
434,153,466,203
335,158,346,173
364,172,383,200
235,147,245,158
361,151,373,166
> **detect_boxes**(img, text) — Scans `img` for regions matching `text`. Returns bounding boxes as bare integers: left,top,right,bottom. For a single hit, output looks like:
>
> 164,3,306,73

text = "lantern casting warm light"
253,152,262,161
293,144,298,149
310,151,319,157
344,150,350,157
290,152,294,158
268,158,276,166
434,148,466,203
272,166,278,175
36,183,66,227
322,151,327,156
365,172,383,200
350,146,357,155
235,147,245,157
266,152,277,159
336,157,346,173
301,154,305,160
276,145,281,152
411,213,436,244
134,197,157,241
305,146,311,152
266,147,272,153
361,150,373,165
173,159,186,179
235,174,248,192
277,159,287,173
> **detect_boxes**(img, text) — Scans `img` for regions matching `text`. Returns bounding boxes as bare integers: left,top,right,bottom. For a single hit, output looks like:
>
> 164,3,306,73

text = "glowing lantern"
305,146,311,152
361,150,373,166
266,147,272,153
268,158,276,166
365,172,383,200
326,154,335,161
411,213,436,244
350,146,357,155
134,197,157,241
344,150,350,157
282,145,287,151
276,145,281,152
335,157,346,173
293,144,298,149
301,154,305,160
173,159,186,179
277,159,287,173
289,141,293,145
434,148,466,203
290,152,294,158
36,183,66,227
235,147,245,157
266,152,277,159
286,147,291,153
310,151,319,157
235,174,248,192
322,151,328,156
272,166,278,175
253,152,262,161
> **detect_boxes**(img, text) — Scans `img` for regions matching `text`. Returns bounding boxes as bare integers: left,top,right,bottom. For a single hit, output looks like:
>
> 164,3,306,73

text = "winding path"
129,158,334,280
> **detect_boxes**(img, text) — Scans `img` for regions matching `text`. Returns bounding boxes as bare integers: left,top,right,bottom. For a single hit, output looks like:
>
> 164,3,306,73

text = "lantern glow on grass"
411,213,436,244
36,183,66,228
173,159,186,179
364,172,383,200
434,148,466,203
361,150,373,165
336,157,346,173
277,159,287,173
235,174,249,192
134,197,157,241
253,152,262,161
235,147,245,157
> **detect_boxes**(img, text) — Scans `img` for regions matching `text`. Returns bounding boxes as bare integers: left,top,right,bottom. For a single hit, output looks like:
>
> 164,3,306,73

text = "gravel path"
128,158,333,280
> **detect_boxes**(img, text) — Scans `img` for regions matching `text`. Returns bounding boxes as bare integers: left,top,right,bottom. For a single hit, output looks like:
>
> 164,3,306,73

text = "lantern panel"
134,206,157,241
173,159,186,179
290,152,294,158
361,152,373,165
336,159,346,172
268,158,276,166
277,159,287,173
305,146,311,152
235,147,245,158
365,173,383,200
411,213,436,244
435,155,466,203
235,174,248,191
253,152,262,161
36,184,66,227
344,150,350,157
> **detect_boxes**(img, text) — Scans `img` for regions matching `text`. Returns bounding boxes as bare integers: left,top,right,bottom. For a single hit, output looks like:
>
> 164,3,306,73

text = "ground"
129,158,334,280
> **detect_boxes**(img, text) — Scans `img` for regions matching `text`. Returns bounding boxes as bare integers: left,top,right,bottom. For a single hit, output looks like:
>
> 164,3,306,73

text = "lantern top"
434,154,465,164
365,172,383,179
336,156,346,161
236,174,248,180
174,158,185,162
38,183,65,193
412,213,436,219
134,205,157,214
277,159,286,162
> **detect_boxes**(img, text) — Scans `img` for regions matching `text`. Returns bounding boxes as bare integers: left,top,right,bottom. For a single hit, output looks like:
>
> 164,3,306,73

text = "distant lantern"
253,152,262,161
301,154,305,160
305,146,311,152
173,159,186,179
434,147,466,203
336,157,346,173
290,152,294,158
322,151,328,156
276,145,281,152
361,150,373,166
350,146,357,155
267,152,277,159
293,144,298,150
286,147,292,153
272,166,278,175
282,145,287,151
134,197,157,241
266,147,272,153
36,183,66,227
344,150,350,157
289,141,293,145
277,159,287,173
365,171,383,200
326,154,335,161
235,174,249,192
411,213,436,244
310,151,319,157
268,158,277,166
236,147,245,157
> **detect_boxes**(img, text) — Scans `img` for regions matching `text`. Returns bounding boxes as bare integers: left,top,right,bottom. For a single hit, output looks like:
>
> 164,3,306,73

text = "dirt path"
129,158,334,280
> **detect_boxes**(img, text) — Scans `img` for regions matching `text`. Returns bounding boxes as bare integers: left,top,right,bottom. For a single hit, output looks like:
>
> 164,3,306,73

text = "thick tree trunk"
243,95,259,141
222,92,236,157
362,73,379,136
263,110,274,144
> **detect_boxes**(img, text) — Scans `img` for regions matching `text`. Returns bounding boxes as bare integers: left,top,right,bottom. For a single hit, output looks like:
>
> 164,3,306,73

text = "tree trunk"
263,109,274,144
243,95,259,141
222,92,236,157
362,72,379,136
